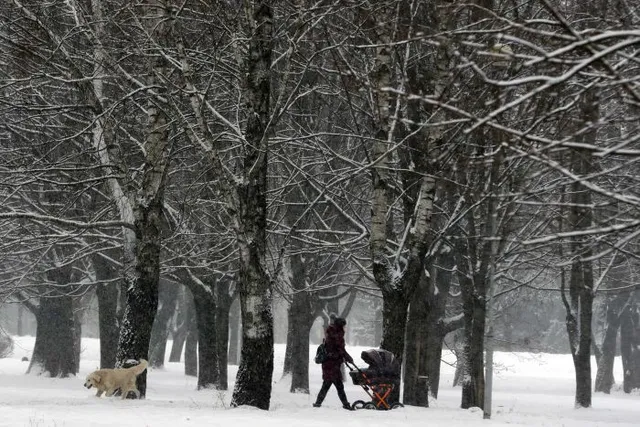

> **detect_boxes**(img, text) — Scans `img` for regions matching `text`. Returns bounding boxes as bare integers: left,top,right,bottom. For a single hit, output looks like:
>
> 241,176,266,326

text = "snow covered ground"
0,336,638,426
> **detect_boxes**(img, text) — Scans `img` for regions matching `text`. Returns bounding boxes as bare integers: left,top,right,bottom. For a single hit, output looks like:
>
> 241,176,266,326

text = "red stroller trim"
348,362,401,410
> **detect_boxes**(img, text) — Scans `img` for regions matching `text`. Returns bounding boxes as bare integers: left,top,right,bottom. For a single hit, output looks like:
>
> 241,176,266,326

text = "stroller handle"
345,360,362,372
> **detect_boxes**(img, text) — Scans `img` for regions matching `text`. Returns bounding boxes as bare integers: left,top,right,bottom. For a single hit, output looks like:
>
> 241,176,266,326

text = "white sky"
0,336,638,426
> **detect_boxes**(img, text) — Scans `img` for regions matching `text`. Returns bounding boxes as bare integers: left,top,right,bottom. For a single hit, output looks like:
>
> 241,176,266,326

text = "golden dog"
84,359,148,399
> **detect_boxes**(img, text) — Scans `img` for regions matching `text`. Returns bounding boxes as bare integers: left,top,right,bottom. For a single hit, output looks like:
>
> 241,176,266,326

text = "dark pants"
315,380,349,406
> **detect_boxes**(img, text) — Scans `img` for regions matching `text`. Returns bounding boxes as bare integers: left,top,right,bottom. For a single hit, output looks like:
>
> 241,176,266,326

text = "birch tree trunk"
365,2,436,405
230,0,275,410
115,1,175,398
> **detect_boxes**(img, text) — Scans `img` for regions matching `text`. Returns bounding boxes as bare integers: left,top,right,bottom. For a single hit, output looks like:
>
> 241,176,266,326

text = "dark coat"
321,324,353,382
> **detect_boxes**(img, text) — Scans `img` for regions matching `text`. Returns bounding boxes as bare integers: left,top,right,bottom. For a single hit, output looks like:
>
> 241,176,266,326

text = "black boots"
313,385,328,407
313,402,353,410
313,380,353,410
337,387,352,410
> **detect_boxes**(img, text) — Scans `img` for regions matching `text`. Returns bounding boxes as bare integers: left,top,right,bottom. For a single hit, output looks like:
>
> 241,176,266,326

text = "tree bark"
364,2,436,405
562,91,598,408
426,251,459,398
192,280,218,389
595,295,624,393
287,309,313,393
94,259,120,369
281,251,315,393
115,1,174,399
404,249,459,404
453,206,491,411
149,281,179,368
169,323,187,363
169,286,190,363
283,316,294,377
460,274,486,409
28,296,77,377
215,277,234,390
404,278,430,407
185,309,198,377
230,0,275,410
17,304,25,336
73,301,84,374
453,343,465,388
620,300,640,392
228,297,241,365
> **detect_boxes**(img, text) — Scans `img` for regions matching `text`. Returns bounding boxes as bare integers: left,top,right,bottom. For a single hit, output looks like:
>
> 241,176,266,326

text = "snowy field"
0,336,638,427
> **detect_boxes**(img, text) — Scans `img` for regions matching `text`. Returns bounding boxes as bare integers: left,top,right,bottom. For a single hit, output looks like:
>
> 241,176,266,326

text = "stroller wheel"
364,402,377,410
391,402,405,410
352,400,366,410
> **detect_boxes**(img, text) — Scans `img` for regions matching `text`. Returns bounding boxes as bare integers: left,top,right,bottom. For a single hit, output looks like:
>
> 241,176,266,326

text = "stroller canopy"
360,349,401,379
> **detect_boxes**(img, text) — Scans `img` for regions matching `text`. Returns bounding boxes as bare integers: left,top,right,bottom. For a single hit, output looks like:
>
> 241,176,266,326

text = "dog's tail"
130,359,148,376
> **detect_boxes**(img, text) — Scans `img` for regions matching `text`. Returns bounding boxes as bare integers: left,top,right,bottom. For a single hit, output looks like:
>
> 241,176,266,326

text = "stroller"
347,348,404,410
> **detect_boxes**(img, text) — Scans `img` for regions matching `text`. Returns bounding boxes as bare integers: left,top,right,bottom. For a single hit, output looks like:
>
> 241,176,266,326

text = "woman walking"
313,315,354,410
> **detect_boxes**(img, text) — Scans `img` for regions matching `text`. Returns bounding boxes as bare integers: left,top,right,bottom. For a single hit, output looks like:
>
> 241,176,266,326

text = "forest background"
0,0,639,413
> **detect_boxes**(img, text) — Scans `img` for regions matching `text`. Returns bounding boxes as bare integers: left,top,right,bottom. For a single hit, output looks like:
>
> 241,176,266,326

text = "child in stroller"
347,348,404,410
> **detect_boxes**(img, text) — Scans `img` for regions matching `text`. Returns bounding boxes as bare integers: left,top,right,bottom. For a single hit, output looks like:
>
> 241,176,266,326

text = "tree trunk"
87,0,122,372
115,1,174,399
373,304,383,346
169,287,190,363
283,316,294,377
28,296,77,377
288,297,313,393
228,297,241,365
404,249,458,404
149,281,179,368
215,278,234,390
95,281,120,369
117,256,161,398
379,291,410,404
404,283,430,407
185,301,198,377
620,301,640,392
117,192,165,398
423,327,443,400
595,296,624,393
282,252,314,393
73,302,84,374
230,0,275,411
562,91,598,408
453,345,465,387
365,1,435,403
17,304,24,336
169,323,187,363
460,280,486,409
192,281,218,389
426,251,458,398
564,210,595,408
